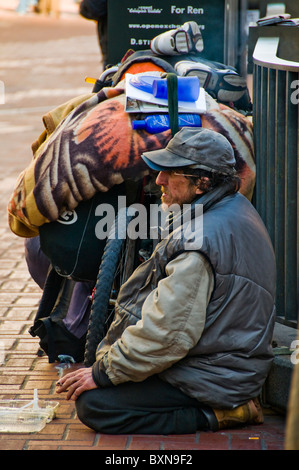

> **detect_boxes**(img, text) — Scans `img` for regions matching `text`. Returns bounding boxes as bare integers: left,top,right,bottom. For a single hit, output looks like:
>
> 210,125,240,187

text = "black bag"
31,316,87,363
39,183,126,282
29,268,88,363
31,181,141,362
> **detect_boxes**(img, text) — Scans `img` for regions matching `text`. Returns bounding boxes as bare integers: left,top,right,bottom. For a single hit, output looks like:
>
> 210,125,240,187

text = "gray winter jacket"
93,190,276,409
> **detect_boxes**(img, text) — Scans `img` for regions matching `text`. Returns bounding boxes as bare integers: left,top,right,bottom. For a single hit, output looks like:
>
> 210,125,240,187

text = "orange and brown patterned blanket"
8,70,255,238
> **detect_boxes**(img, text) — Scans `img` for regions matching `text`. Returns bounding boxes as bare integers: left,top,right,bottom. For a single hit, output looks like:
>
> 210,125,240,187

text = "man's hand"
56,367,97,401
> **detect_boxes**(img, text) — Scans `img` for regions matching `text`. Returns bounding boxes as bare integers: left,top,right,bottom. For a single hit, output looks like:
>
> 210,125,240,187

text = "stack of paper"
125,73,206,114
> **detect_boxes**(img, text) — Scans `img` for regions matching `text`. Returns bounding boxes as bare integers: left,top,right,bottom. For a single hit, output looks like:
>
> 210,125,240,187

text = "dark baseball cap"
141,127,236,175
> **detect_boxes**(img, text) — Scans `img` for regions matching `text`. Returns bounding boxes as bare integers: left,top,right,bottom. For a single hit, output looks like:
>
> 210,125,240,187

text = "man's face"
155,170,201,208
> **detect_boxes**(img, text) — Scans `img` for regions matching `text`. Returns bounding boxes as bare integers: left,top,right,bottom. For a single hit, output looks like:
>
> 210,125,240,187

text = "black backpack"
29,269,88,363
39,182,126,282
29,180,141,363
29,183,127,362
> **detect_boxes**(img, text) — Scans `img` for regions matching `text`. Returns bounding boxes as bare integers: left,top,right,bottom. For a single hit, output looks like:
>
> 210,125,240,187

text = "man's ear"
195,176,210,194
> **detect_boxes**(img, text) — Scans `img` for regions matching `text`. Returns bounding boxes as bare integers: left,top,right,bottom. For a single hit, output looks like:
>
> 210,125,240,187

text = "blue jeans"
17,0,30,13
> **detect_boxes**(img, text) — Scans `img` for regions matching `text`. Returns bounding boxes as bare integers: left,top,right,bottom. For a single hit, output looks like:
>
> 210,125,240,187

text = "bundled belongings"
8,24,256,363
8,64,255,239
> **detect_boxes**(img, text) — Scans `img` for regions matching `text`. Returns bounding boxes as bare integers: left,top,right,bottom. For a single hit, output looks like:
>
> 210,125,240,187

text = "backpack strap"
30,267,64,325
30,317,57,363
166,73,179,136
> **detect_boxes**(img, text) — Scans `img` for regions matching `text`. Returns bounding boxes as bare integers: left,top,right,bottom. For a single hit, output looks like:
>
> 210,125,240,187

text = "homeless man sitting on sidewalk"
56,127,276,434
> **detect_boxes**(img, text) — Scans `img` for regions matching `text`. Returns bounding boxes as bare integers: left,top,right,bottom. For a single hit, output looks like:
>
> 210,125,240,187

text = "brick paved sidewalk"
0,221,286,451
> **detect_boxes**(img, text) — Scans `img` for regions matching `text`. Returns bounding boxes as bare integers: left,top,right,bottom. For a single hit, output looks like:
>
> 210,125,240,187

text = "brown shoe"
212,398,264,431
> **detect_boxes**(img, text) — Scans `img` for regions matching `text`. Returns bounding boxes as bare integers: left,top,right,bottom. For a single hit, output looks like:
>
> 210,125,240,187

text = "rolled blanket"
8,78,255,238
